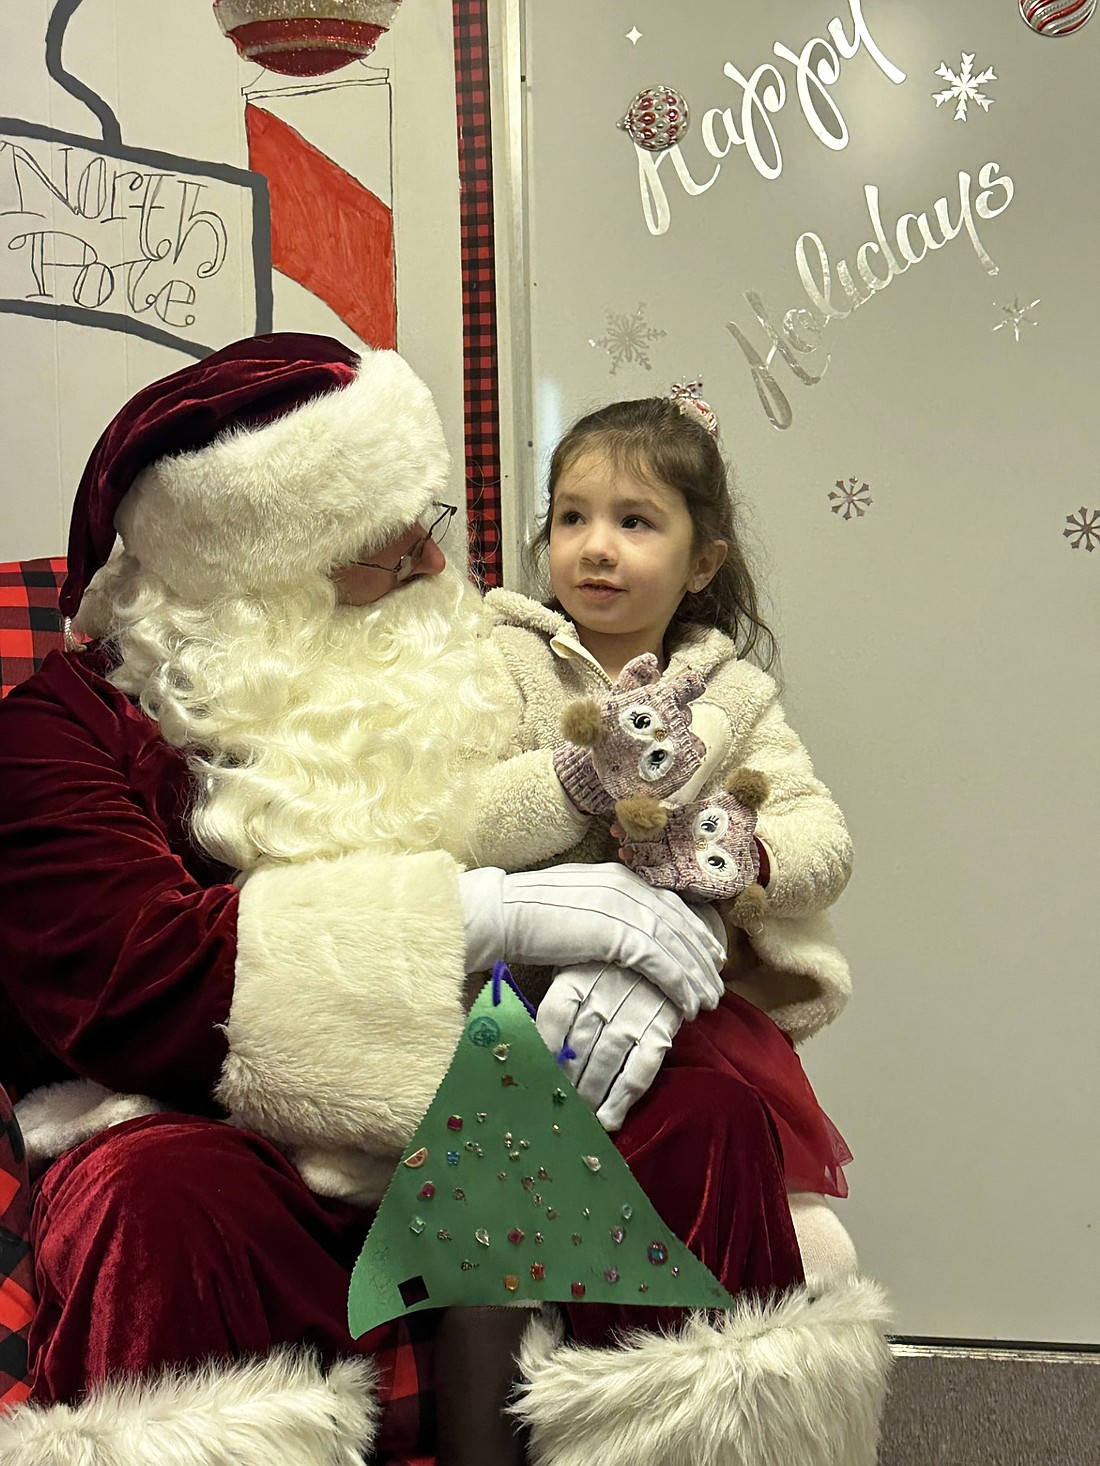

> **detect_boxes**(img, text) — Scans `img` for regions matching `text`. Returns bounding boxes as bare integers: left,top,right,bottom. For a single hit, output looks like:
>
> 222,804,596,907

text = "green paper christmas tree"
348,967,736,1337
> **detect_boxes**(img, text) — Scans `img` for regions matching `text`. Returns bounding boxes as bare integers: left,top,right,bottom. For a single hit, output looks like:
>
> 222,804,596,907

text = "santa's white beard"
99,555,514,873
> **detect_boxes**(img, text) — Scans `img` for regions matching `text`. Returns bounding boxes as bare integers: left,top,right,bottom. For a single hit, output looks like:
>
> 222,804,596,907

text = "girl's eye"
557,510,582,526
621,515,650,530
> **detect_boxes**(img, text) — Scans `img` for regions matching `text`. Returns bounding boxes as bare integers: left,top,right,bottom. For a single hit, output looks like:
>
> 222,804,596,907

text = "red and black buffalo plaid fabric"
0,1092,34,1412
452,0,503,589
368,1307,438,1464
0,558,69,698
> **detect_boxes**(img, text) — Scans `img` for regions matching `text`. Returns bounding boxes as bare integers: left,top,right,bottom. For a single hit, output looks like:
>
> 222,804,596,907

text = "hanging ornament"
213,1,404,78
1019,0,1095,36
617,85,690,152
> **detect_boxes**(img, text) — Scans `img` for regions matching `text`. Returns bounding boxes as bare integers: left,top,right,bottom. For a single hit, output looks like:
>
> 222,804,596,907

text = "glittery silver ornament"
213,0,403,77
617,85,690,152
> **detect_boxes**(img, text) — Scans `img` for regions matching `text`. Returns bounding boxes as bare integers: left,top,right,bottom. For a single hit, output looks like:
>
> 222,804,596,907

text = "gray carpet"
878,1346,1100,1466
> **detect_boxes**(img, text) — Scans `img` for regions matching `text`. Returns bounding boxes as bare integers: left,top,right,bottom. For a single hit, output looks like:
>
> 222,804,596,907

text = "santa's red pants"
27,1067,803,1461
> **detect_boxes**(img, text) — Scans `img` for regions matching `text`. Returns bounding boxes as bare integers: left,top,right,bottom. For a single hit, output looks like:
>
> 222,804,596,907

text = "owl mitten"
553,653,706,814
625,768,771,925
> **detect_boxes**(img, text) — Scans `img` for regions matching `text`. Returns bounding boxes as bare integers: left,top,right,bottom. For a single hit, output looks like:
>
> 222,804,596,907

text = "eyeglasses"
353,503,458,582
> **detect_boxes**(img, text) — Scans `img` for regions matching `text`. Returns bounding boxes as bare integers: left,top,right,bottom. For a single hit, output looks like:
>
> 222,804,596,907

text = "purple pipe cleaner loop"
556,1044,576,1066
490,960,536,1019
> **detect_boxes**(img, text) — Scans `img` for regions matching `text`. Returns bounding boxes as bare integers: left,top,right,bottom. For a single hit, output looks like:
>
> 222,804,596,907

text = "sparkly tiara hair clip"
669,380,720,439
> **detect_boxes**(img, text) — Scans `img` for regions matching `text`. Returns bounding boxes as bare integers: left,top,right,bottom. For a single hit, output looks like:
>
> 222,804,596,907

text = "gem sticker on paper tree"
348,967,736,1336
617,86,690,151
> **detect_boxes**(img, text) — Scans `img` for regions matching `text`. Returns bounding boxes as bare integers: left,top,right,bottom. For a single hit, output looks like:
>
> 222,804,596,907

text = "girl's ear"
689,538,728,593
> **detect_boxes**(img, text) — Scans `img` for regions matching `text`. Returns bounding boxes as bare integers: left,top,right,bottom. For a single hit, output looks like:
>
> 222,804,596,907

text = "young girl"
468,386,858,1284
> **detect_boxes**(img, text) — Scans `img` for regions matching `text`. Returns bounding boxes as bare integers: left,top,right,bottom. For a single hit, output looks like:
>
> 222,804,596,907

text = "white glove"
537,963,683,1131
689,899,728,961
458,863,724,1020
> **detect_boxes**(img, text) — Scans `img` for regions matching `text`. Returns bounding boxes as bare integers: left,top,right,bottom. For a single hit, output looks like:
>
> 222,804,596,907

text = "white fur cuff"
218,847,468,1199
14,1080,167,1172
0,1350,377,1466
514,1277,892,1466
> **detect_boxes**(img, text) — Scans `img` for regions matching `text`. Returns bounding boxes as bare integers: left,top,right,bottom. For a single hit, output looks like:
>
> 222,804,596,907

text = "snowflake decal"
933,52,997,121
993,297,1041,342
829,478,872,520
589,303,666,374
1064,507,1100,552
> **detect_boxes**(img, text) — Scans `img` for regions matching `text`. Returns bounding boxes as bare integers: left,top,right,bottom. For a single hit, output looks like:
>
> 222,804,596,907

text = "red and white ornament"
1019,0,1095,35
213,0,404,77
617,85,690,152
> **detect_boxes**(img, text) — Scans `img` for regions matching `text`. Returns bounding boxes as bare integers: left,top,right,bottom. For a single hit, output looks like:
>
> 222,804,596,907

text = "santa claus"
0,334,888,1466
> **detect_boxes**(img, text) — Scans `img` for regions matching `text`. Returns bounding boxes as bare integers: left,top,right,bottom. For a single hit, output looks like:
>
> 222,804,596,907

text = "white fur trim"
514,1278,892,1466
0,1349,376,1466
14,1079,167,1171
217,847,468,1202
117,350,449,604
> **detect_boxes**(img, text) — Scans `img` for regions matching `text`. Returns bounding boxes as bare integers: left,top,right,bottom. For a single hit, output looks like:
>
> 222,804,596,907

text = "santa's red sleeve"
0,651,468,1202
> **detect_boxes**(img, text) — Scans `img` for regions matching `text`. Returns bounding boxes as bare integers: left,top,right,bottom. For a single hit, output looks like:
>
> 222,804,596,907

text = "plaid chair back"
0,563,56,1402
0,558,70,697
0,1092,33,1412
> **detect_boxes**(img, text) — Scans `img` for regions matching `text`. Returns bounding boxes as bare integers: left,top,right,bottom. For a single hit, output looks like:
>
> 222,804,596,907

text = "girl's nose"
580,522,616,563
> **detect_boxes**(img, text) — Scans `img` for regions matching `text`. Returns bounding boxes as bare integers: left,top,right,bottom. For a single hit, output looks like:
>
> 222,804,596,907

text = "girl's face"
548,449,726,674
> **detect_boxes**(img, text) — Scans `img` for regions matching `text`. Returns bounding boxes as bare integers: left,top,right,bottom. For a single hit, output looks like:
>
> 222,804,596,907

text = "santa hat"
61,333,449,617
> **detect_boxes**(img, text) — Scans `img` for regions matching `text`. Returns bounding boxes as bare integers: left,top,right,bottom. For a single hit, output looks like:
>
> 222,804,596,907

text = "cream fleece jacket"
465,589,854,1044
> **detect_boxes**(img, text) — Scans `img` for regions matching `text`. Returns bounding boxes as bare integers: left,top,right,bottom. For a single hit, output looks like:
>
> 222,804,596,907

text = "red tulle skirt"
665,990,852,1198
